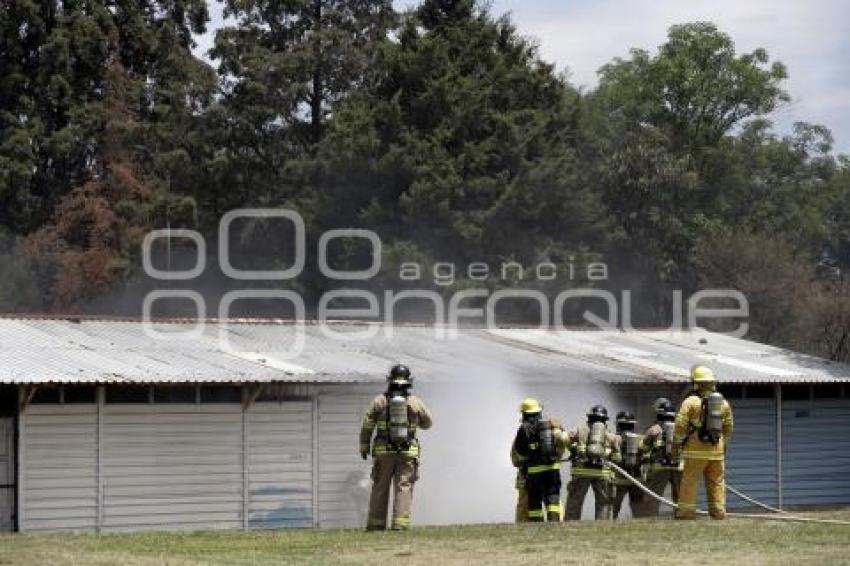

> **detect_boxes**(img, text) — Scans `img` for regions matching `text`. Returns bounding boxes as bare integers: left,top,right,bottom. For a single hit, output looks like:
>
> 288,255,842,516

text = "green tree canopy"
319,0,607,278
598,22,789,150
202,0,395,221
592,22,794,286
0,0,213,309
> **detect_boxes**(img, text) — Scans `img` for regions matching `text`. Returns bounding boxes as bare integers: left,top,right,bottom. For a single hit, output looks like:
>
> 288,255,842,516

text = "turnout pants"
526,469,562,522
644,468,681,516
613,482,643,519
676,458,726,520
367,453,418,530
565,476,613,520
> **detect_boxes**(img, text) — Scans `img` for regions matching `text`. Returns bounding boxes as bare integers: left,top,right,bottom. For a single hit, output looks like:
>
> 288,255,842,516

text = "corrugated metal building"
0,317,849,532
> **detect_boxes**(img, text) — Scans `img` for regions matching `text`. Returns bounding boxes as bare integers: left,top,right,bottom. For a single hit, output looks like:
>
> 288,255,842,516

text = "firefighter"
565,405,621,520
612,410,643,519
359,364,433,531
511,406,564,523
510,398,566,522
640,397,683,516
673,365,734,520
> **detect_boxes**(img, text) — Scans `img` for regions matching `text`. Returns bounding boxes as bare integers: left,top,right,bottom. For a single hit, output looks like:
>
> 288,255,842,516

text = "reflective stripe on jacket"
360,393,433,458
528,462,561,474
571,465,615,480
567,424,621,480
673,393,733,461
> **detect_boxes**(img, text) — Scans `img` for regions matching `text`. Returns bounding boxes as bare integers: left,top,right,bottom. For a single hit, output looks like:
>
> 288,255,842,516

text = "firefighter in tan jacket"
359,364,433,530
640,398,683,516
565,405,622,520
673,365,733,520
612,411,643,519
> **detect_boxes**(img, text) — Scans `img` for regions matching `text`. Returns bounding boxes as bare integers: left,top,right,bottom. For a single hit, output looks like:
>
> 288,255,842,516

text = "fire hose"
726,484,788,515
607,462,850,526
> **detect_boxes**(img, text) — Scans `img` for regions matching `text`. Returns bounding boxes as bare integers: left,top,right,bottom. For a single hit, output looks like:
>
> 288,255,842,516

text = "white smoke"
413,364,632,524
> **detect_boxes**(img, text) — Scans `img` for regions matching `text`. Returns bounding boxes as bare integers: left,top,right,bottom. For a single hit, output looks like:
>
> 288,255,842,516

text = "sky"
196,0,850,155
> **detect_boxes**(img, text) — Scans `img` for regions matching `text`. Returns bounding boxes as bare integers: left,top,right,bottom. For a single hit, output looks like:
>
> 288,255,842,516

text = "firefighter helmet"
615,410,636,432
657,400,676,421
519,398,543,414
653,397,671,413
587,404,609,422
615,410,635,424
387,364,412,385
690,365,716,384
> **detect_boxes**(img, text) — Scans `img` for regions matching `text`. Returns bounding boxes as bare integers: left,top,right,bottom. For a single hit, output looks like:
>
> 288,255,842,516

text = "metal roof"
0,317,848,385
488,328,850,384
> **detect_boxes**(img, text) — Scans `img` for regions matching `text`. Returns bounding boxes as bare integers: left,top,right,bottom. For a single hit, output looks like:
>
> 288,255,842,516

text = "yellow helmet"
519,398,543,414
690,365,716,384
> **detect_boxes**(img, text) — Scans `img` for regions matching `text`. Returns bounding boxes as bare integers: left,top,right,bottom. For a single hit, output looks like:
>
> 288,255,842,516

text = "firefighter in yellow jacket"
673,365,733,520
359,364,433,530
640,398,683,516
565,405,622,520
510,399,567,522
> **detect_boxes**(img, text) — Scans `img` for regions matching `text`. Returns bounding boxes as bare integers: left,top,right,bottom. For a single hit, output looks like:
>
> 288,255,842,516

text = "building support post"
241,386,249,530
775,383,783,510
17,386,37,414
96,386,104,532
312,388,320,528
16,387,25,532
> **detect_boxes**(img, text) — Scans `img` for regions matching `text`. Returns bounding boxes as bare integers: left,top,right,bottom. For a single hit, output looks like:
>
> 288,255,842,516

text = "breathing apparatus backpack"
585,421,608,467
698,391,725,445
660,421,677,465
387,392,412,449
520,416,556,466
536,419,556,464
621,431,640,469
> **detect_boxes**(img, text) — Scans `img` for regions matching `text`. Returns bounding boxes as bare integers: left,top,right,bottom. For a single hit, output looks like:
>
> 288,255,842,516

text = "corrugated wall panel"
317,386,374,529
782,398,850,506
21,405,98,532
725,398,779,508
101,404,243,532
246,401,313,529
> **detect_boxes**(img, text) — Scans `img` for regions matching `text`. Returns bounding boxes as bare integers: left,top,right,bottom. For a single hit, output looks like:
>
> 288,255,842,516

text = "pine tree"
319,0,607,274
1,1,214,310
208,0,395,214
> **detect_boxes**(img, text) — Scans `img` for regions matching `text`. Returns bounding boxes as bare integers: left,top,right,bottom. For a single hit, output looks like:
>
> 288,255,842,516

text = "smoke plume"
414,363,630,524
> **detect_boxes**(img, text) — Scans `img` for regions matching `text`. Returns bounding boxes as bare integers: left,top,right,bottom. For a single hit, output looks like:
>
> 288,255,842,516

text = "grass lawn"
2,510,850,566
